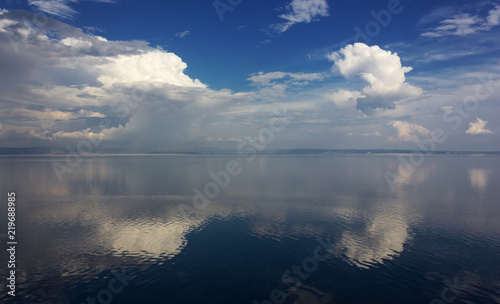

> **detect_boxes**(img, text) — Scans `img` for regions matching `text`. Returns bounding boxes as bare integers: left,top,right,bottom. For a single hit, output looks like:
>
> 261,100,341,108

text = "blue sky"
0,0,499,152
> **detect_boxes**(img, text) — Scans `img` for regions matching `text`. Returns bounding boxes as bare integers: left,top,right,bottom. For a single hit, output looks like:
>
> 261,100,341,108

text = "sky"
0,0,499,152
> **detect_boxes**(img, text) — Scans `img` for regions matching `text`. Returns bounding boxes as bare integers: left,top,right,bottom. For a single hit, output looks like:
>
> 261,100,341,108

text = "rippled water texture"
0,155,499,303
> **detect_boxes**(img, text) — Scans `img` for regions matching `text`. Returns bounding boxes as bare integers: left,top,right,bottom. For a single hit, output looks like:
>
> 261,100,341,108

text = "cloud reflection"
469,168,489,192
338,210,410,269
100,218,203,260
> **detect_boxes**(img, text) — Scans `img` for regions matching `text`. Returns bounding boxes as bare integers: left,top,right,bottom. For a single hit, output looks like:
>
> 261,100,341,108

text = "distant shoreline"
1,147,500,156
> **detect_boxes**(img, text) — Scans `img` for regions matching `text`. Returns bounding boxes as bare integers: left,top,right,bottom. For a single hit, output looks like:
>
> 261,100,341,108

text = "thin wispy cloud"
248,71,324,86
421,4,500,37
175,30,190,38
28,0,115,19
271,0,329,33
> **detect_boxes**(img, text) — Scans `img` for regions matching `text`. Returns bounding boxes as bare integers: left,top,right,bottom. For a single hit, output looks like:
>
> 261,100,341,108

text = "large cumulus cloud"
0,9,258,151
328,43,422,114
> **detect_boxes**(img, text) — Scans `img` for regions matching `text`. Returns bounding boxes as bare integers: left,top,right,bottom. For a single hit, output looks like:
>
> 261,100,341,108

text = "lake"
0,155,499,304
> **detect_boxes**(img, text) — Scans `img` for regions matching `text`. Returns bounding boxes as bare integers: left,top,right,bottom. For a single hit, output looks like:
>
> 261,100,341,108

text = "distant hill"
0,147,67,155
264,149,500,155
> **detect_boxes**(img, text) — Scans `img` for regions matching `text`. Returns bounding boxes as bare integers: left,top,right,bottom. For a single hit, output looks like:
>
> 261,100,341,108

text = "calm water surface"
0,155,499,304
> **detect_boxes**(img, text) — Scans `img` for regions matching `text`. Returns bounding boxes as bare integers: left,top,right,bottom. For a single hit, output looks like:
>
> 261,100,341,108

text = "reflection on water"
0,155,499,304
339,212,410,269
101,217,198,260
469,168,489,192
391,162,434,189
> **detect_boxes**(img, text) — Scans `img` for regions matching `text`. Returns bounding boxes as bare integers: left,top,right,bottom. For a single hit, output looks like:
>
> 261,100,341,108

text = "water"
0,155,499,304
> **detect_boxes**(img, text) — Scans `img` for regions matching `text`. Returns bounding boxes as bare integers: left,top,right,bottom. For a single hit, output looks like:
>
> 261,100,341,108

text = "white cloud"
175,30,190,38
60,37,93,48
328,43,421,113
0,18,16,33
28,0,115,19
325,90,365,107
387,121,430,142
52,128,107,140
361,131,381,137
421,5,500,37
255,84,288,100
0,10,258,150
29,0,76,19
247,71,324,86
95,50,206,88
272,0,329,33
465,118,493,135
5,108,105,121
1,9,499,152
487,5,500,26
